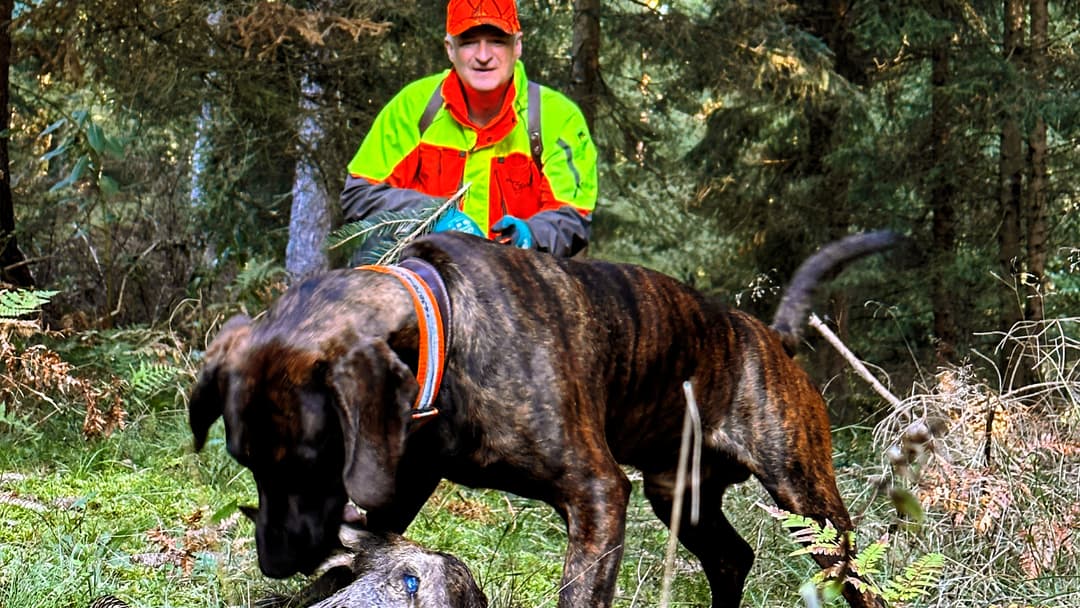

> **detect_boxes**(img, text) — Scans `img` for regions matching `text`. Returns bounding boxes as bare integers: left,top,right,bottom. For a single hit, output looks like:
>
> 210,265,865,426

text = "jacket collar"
442,61,528,147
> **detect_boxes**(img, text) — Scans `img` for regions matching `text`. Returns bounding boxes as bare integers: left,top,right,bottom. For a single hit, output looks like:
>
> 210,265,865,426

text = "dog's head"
189,312,419,578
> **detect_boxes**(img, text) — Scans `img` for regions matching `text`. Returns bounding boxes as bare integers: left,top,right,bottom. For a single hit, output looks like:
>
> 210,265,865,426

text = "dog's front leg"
555,470,631,608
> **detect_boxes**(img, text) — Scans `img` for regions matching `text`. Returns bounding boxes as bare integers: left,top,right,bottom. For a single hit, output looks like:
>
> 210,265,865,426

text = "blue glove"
491,215,535,249
433,208,484,237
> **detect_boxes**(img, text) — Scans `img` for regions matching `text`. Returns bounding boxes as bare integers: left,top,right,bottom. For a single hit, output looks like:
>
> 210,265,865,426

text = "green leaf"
40,139,70,162
820,579,845,604
86,122,106,153
211,499,239,524
104,135,126,159
889,487,925,522
99,174,120,196
71,492,98,510
49,155,90,192
39,117,67,137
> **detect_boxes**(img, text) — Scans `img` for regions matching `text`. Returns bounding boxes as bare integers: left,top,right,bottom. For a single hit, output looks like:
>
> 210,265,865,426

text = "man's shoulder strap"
417,80,544,169
418,81,444,136
527,81,542,168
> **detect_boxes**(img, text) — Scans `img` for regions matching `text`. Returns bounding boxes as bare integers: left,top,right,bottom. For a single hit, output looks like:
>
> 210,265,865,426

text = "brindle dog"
189,231,894,608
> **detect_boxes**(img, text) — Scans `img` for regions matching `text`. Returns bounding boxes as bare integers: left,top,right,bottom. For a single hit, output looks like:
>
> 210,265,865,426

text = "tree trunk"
998,0,1025,330
0,0,33,287
569,0,601,129
285,72,331,282
930,42,957,363
1025,0,1048,324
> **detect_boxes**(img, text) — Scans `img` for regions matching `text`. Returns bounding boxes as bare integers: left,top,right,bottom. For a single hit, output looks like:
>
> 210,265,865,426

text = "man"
341,0,598,257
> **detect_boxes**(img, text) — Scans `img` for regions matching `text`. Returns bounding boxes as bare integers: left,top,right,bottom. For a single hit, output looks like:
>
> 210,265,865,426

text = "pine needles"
326,183,469,265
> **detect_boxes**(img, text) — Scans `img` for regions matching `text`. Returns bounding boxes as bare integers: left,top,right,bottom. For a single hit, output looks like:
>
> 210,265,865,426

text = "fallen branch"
809,313,902,408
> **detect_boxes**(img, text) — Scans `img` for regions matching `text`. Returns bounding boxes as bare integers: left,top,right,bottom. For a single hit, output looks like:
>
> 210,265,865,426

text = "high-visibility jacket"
342,61,598,257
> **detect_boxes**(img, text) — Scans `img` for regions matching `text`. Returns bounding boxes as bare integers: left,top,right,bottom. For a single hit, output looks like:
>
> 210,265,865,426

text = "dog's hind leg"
642,467,754,608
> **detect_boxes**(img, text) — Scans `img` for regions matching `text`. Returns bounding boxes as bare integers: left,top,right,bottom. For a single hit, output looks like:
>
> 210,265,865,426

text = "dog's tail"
770,231,899,352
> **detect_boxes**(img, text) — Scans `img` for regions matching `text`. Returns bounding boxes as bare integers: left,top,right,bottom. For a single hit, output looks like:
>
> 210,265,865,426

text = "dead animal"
303,527,487,608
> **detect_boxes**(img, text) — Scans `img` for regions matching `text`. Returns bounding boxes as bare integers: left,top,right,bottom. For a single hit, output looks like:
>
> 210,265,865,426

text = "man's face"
445,25,522,94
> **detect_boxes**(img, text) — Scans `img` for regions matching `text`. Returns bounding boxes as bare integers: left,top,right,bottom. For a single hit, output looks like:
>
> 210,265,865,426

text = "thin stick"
660,381,702,608
809,313,902,408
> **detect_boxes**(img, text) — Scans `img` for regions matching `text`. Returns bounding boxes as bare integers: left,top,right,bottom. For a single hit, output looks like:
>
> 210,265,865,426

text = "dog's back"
401,231,892,464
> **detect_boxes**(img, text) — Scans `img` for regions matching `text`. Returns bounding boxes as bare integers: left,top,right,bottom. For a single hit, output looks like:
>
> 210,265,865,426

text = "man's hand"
434,208,484,237
492,215,535,249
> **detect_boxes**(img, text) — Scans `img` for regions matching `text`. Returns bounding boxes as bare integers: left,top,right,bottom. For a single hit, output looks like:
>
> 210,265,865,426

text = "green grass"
0,404,285,608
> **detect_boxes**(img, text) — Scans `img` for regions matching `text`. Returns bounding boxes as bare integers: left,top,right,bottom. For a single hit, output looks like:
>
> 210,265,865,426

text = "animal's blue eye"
403,573,420,595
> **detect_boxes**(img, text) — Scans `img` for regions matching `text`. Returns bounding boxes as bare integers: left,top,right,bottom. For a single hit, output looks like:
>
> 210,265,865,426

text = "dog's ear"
327,339,419,510
189,314,252,451
238,504,259,522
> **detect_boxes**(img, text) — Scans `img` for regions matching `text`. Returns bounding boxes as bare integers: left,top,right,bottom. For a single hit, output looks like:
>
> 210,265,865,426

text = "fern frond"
327,210,433,251
760,503,845,557
779,513,820,530
881,552,945,603
126,361,179,400
852,536,889,579
0,289,59,319
230,259,286,294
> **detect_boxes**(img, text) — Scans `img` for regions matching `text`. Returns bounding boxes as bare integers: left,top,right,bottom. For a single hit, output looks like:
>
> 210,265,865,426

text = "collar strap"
398,258,452,346
358,261,448,421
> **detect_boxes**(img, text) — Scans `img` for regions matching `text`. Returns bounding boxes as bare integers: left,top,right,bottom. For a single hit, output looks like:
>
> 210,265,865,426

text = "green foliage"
0,402,42,439
124,361,179,404
851,537,889,581
328,194,456,265
40,110,127,195
762,504,944,607
880,553,946,605
230,258,286,296
0,290,58,318
219,258,288,316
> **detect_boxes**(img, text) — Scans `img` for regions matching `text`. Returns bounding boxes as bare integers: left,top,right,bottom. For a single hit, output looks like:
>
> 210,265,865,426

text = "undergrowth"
869,318,1080,608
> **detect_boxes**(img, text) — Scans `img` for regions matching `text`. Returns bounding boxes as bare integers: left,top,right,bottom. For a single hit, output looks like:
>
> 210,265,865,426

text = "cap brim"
448,19,518,37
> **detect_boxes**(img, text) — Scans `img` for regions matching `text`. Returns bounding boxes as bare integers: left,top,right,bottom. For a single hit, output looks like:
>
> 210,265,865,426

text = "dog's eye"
402,572,419,596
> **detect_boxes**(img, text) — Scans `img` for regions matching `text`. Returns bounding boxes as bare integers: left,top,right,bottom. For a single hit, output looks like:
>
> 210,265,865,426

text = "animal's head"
321,529,488,608
188,313,419,578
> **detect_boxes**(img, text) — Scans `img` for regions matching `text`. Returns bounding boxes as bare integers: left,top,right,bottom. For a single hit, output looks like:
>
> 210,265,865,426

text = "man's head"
445,0,522,94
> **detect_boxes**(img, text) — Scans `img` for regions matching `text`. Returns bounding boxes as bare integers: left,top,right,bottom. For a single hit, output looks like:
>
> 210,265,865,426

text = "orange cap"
446,0,521,36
